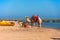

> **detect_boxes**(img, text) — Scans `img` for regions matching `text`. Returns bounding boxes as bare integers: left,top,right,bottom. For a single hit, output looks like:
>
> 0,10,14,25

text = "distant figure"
25,15,42,28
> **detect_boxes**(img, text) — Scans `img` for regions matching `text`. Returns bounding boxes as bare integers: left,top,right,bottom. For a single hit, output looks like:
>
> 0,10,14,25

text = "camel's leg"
40,23,41,28
33,23,35,26
31,22,35,26
38,22,41,28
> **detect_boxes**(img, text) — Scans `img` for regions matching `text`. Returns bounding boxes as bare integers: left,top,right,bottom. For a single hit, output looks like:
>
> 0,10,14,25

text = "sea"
42,23,60,29
28,22,60,29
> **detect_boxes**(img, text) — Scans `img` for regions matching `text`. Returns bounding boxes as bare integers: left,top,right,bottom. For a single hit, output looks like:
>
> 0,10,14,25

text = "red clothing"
31,15,39,22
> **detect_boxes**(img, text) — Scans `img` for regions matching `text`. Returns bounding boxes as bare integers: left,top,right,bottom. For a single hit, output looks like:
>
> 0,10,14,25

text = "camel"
25,16,42,28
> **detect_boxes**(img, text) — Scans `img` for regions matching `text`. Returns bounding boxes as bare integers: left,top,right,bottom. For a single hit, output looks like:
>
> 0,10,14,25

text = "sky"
0,0,60,19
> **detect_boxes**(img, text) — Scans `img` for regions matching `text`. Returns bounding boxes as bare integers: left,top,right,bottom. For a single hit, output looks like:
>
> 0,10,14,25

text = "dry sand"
0,21,60,40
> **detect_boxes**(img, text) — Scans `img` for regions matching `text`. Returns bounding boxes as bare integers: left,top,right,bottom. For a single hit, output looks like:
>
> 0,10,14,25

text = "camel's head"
25,16,29,18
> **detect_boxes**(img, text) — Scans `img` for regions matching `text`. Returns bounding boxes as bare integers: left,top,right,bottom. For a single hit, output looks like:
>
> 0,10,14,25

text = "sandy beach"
0,21,60,40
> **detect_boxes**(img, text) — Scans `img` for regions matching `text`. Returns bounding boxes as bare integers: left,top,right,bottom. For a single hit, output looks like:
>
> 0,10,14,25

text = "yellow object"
0,20,15,26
